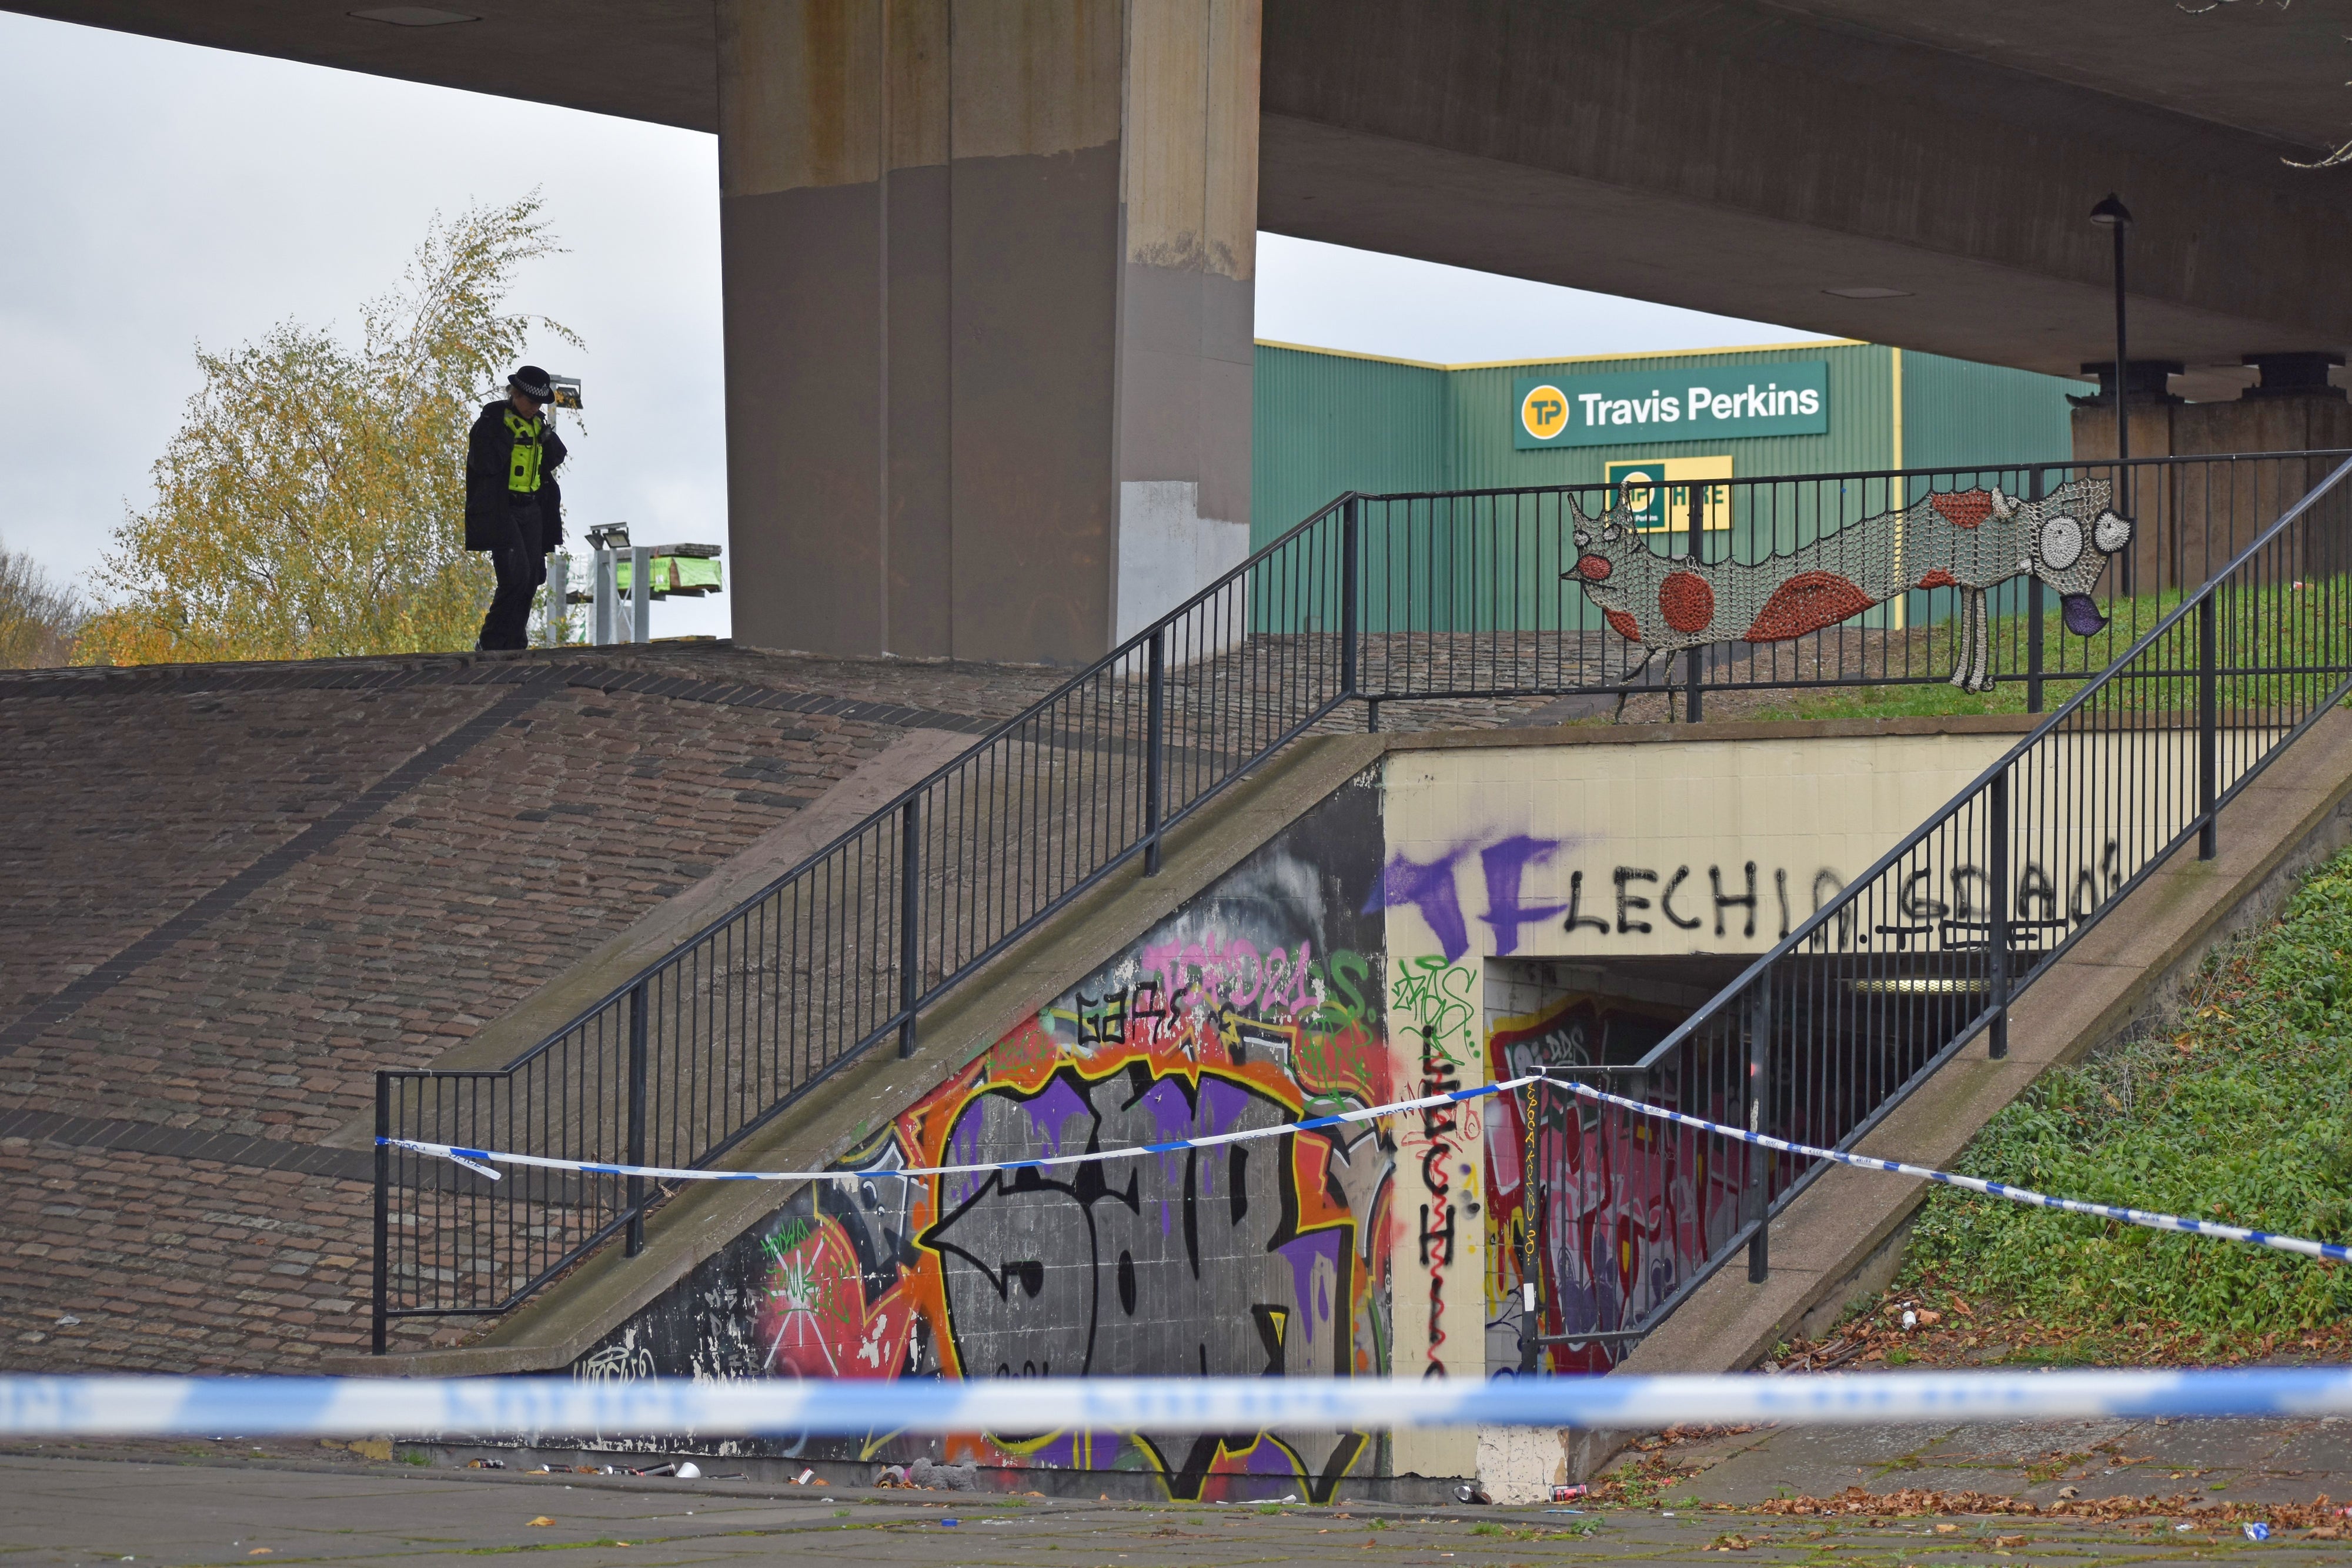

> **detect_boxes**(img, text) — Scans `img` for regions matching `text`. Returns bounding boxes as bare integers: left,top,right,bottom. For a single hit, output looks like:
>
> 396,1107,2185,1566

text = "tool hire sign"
1513,360,1829,449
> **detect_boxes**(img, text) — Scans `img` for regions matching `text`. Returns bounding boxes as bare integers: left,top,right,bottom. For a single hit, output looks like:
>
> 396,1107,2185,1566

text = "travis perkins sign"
1514,360,1829,449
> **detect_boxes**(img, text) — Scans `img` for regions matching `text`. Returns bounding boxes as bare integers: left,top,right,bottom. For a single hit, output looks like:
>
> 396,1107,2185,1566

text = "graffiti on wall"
1480,989,1739,1375
1375,825,2126,962
1369,831,1853,960
577,772,1396,1500
1389,957,1482,1376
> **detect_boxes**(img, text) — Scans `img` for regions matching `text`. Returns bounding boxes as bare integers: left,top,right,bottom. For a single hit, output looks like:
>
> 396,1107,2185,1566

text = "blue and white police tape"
380,1075,1543,1184
1543,1075,2352,1264
7,1368,2352,1438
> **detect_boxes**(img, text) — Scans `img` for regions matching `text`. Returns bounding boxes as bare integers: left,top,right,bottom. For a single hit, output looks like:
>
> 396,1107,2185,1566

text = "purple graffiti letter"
1368,849,1472,962
1478,836,1568,957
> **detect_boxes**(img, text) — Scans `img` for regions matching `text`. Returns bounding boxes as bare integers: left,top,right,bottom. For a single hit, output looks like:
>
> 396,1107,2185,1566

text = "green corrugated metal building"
1251,338,2085,546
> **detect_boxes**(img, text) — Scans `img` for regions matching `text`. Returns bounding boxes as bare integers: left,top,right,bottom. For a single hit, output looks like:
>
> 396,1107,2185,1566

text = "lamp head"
2089,193,2133,229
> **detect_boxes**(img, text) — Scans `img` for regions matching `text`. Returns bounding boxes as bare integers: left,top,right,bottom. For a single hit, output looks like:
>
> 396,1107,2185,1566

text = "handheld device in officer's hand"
549,375,583,410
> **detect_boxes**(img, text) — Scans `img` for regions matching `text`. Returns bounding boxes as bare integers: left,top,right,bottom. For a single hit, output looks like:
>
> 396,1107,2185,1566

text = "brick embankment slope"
0,644,1055,1372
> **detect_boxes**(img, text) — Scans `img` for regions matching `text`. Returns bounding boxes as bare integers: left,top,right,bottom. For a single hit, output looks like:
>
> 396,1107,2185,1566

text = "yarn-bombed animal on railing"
1563,478,2132,692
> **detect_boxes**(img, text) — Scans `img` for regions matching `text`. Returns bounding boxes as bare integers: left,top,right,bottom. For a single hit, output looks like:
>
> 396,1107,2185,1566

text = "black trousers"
479,499,546,651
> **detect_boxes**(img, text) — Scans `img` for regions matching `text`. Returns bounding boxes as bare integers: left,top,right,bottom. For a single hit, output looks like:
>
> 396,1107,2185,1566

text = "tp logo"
1611,466,1664,529
1519,383,1569,442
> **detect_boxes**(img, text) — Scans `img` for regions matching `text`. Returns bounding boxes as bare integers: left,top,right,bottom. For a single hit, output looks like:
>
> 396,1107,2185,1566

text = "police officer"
466,365,568,650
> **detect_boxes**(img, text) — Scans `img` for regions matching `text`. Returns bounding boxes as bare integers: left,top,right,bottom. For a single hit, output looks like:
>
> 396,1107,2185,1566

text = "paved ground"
1640,1415,2352,1509
5,1416,2352,1568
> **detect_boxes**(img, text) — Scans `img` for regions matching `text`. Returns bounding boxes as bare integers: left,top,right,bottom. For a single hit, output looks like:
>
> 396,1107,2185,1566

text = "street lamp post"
2090,195,2133,517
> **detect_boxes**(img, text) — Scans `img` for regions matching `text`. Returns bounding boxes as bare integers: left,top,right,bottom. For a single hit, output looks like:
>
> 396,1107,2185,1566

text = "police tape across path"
381,1075,1542,1182
6,1368,2352,1439
382,1068,2352,1268
1542,1074,2352,1265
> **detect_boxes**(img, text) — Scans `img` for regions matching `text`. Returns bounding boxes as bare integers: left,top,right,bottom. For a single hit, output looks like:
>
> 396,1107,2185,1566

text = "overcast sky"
0,9,1825,641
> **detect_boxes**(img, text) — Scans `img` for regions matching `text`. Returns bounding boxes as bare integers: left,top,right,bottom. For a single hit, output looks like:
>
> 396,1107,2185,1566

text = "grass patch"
1897,843,2352,1346
1749,578,2347,726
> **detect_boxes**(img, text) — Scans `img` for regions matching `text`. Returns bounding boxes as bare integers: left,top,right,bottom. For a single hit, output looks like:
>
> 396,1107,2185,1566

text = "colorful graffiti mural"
1481,988,1744,1376
577,771,1396,1500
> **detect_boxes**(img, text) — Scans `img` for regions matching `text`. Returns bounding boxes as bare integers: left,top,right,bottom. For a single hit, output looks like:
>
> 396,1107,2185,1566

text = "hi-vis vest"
504,412,546,494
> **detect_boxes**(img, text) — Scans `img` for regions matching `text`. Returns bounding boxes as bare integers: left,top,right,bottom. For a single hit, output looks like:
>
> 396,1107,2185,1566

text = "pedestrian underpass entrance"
1479,952,1988,1383
520,718,2030,1496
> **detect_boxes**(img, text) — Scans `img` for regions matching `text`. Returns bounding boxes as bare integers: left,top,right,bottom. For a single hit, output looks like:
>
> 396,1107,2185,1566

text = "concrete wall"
1378,733,2017,964
718,0,1259,666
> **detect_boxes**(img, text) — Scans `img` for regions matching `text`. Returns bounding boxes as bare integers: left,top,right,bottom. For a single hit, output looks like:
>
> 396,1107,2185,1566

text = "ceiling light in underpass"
1823,286,1913,299
349,6,480,25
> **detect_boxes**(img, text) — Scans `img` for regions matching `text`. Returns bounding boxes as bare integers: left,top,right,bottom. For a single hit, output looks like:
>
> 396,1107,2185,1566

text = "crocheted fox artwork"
1563,477,2132,692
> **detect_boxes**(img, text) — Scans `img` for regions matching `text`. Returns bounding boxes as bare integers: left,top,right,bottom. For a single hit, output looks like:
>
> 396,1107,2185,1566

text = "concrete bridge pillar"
2073,355,2352,466
717,0,1260,665
2073,355,2351,593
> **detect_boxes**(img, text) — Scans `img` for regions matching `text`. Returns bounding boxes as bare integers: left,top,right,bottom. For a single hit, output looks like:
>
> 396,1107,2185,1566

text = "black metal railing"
373,504,1357,1346
1517,453,2352,1370
1343,450,2350,720
374,449,2351,1350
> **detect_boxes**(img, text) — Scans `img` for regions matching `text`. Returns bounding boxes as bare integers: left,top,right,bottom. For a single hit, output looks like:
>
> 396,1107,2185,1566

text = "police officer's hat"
508,365,554,401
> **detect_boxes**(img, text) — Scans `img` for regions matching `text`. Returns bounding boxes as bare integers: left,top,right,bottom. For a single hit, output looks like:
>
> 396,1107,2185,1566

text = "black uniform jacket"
463,398,567,552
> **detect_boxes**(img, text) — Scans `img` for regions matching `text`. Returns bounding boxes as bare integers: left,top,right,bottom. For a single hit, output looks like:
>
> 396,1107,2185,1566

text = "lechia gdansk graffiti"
574,774,1399,1502
1374,831,2128,960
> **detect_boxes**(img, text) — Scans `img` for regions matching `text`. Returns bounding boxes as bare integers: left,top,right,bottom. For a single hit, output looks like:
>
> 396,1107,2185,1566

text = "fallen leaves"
1749,1484,2348,1532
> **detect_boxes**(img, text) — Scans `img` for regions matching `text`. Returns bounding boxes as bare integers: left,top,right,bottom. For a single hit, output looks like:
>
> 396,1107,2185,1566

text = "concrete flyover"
14,0,2352,660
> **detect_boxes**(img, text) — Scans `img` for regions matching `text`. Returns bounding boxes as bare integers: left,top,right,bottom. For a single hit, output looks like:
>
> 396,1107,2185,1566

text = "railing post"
1989,769,2011,1061
1341,496,1362,704
2199,593,2219,860
2026,469,2047,713
626,983,648,1256
371,1070,390,1355
1745,987,1771,1283
1144,629,1167,876
898,797,923,1056
1686,481,1705,723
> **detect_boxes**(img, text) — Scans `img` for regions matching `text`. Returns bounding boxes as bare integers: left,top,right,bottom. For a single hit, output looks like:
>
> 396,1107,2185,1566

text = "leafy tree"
76,194,579,665
0,537,83,668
